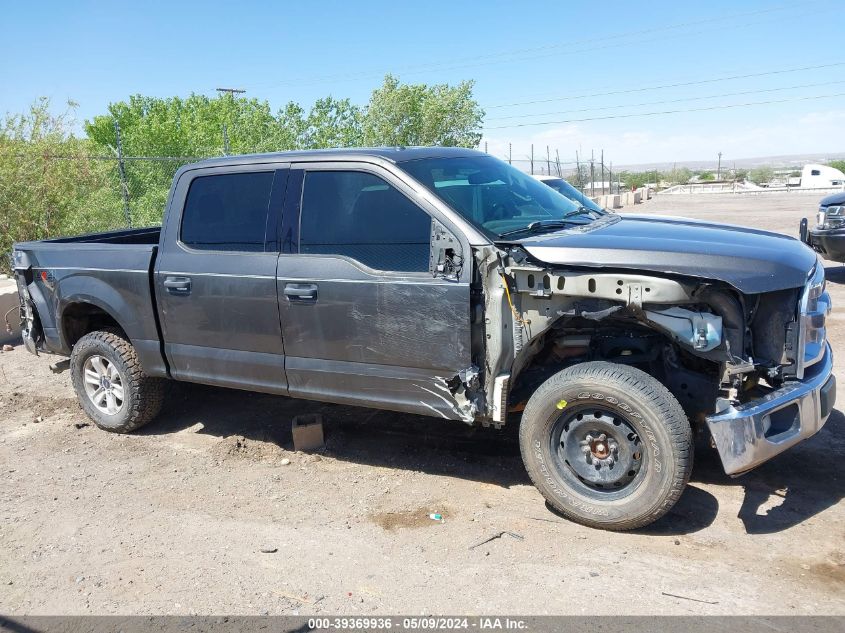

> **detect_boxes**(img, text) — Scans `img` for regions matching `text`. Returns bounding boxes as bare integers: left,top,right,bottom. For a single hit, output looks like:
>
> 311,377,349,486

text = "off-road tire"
70,329,165,433
519,361,692,530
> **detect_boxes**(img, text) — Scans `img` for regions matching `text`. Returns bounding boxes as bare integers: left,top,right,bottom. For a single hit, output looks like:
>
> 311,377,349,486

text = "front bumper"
706,343,836,475
808,227,845,262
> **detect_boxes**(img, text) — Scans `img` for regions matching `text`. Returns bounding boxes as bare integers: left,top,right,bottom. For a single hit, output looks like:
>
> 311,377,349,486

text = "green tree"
1,98,121,272
83,93,301,224
698,171,715,181
748,166,774,184
362,75,484,147
301,97,363,148
618,170,658,190
2,76,486,260
827,160,845,174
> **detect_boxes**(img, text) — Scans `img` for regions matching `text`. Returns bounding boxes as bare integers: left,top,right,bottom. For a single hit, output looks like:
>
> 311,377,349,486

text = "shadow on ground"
141,381,528,489
139,382,844,536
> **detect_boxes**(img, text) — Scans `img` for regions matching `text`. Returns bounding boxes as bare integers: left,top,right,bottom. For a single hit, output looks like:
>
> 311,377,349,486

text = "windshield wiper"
498,219,575,238
562,205,601,219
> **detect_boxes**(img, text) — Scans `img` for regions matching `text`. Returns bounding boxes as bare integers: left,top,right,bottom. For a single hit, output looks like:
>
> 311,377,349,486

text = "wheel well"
62,303,126,348
507,315,720,424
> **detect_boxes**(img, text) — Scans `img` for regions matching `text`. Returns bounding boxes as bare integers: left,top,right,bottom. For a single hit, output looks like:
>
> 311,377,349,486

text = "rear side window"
181,172,275,251
299,170,431,272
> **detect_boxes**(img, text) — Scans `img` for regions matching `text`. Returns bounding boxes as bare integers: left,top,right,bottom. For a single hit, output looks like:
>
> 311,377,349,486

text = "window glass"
537,178,603,212
299,170,431,272
181,172,274,251
399,155,604,239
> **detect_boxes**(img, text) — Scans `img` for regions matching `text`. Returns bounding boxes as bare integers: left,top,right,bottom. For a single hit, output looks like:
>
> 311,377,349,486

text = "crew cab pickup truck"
12,147,836,530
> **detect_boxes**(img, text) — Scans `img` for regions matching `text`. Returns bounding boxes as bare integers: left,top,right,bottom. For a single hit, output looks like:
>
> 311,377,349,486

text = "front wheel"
70,330,165,433
519,361,692,530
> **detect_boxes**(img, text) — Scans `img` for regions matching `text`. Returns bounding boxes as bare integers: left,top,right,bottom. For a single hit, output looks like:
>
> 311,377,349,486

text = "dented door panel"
277,255,472,420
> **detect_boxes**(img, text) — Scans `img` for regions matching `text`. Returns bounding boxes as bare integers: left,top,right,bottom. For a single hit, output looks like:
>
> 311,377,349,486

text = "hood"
516,214,817,294
820,191,845,207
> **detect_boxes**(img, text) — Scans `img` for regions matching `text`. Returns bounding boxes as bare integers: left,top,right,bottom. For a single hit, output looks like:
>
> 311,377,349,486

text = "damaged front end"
474,245,835,475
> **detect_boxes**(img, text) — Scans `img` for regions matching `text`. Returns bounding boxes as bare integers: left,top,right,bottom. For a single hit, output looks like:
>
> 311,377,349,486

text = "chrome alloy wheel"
82,355,125,415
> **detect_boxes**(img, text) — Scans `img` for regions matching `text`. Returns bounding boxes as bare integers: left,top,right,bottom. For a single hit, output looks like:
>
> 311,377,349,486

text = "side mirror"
429,218,462,280
799,217,809,244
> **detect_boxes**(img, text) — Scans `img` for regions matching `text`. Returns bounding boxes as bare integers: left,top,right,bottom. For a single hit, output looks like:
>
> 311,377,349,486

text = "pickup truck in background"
802,190,845,263
12,147,835,530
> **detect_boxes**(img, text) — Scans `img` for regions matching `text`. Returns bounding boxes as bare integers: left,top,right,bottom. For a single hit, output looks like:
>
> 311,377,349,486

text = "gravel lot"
1,191,843,615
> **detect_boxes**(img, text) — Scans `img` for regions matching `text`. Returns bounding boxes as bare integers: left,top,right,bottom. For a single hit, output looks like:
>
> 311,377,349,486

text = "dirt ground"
1,191,843,615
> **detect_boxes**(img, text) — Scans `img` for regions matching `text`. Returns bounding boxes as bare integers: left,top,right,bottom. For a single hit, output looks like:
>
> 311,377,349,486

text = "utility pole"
484,141,488,154
216,87,246,97
555,149,562,178
114,120,132,228
717,151,722,180
222,124,231,155
508,143,512,165
216,89,244,155
590,150,595,198
546,146,551,175
601,149,605,195
575,151,583,192
530,144,534,175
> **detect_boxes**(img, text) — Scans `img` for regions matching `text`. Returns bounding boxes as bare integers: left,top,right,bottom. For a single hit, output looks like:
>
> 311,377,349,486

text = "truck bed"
12,227,166,377
26,226,161,245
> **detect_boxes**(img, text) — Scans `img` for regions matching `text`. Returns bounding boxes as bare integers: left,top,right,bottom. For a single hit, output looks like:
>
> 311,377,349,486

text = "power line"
482,92,845,130
485,79,845,121
235,2,824,91
484,61,845,109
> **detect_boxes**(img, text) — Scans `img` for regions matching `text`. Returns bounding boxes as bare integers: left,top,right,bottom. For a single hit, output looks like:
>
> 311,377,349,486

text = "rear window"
181,172,275,251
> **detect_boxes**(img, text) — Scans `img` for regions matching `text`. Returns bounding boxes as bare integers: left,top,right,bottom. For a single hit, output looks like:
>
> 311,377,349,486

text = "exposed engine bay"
472,244,806,429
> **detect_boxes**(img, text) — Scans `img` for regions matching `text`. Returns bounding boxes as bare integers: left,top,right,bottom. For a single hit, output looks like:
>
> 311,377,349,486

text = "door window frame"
285,161,472,280
164,163,289,257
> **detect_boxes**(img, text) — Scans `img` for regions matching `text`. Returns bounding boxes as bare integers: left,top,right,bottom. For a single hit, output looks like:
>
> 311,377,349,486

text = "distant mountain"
616,152,845,172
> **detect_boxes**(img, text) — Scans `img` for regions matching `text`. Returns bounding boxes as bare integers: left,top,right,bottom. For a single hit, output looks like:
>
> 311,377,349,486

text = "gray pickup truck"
12,147,835,530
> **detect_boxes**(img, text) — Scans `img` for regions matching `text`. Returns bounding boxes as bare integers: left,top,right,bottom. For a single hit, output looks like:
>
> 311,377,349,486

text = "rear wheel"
70,330,165,433
519,361,692,530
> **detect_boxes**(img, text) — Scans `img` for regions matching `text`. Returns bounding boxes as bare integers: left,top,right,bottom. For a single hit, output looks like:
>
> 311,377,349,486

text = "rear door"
155,163,289,394
277,162,473,419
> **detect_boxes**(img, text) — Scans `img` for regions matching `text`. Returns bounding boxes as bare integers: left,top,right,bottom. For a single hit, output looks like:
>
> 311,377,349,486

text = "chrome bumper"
706,343,836,476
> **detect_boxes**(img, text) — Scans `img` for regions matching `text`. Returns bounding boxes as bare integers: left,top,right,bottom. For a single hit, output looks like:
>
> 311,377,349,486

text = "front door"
155,165,289,394
277,164,473,419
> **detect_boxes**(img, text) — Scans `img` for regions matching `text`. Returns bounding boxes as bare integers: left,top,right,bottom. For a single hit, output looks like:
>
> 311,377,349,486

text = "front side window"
299,170,432,272
181,171,274,251
399,155,605,240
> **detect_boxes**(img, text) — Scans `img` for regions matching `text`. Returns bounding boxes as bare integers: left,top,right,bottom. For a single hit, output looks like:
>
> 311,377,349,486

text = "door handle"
284,283,318,301
164,276,191,295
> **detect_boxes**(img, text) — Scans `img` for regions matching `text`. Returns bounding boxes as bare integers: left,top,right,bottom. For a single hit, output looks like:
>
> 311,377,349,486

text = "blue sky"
1,0,842,166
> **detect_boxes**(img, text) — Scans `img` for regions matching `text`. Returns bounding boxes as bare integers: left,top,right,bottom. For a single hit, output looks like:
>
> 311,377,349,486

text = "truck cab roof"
192,146,485,169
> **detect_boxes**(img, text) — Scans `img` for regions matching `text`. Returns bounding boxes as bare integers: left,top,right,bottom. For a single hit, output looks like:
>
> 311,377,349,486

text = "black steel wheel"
519,361,692,530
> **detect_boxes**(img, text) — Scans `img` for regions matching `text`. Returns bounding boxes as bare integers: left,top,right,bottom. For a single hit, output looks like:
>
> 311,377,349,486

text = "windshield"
399,155,605,239
537,178,604,212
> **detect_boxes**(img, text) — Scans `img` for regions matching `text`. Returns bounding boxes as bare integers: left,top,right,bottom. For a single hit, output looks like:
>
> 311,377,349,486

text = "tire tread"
519,361,692,531
70,329,165,433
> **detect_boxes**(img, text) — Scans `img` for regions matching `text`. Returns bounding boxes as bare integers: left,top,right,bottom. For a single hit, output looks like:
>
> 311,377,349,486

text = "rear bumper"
808,227,845,262
706,343,835,476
